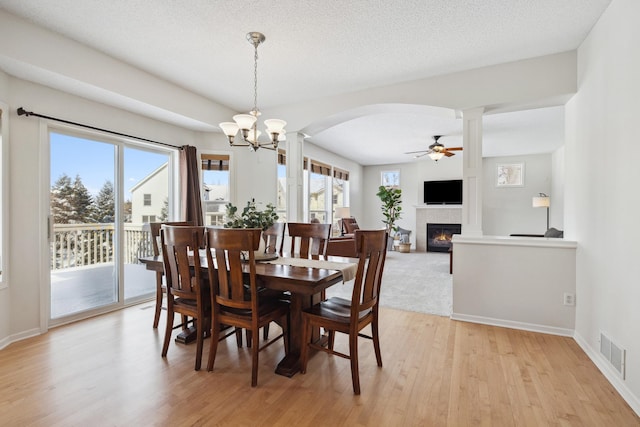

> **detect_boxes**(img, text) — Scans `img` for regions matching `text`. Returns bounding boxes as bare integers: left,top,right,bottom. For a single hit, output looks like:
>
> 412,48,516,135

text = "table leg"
274,292,323,377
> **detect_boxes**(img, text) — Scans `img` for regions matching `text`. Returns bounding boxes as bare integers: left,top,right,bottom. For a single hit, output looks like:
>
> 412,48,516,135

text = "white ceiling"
0,0,610,164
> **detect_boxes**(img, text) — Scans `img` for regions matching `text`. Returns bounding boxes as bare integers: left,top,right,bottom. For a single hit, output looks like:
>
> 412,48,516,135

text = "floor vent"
600,332,626,379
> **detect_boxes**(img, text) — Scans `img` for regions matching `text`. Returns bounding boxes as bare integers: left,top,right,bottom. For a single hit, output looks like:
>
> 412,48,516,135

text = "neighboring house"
129,163,168,224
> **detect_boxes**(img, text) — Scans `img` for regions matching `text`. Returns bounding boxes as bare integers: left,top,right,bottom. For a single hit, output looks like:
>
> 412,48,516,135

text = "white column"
461,108,484,236
285,132,304,222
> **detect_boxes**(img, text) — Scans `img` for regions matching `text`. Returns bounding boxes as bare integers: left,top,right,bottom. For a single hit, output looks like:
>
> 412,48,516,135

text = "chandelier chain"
253,41,259,114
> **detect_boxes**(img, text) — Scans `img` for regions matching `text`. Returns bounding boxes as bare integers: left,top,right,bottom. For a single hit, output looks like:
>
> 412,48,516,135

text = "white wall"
550,146,565,230
566,0,640,413
452,236,577,335
482,154,552,236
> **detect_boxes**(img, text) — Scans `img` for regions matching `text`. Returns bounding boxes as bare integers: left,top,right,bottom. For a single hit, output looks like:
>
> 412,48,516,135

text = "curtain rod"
17,107,181,150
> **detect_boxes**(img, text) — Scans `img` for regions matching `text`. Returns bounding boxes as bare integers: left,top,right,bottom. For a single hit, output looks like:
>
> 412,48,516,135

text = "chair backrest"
161,225,205,301
287,222,331,259
350,229,388,318
150,221,193,256
342,217,360,235
262,222,285,255
205,227,262,311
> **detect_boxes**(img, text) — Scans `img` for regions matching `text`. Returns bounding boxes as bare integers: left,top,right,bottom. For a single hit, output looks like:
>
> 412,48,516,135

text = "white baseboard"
0,328,42,351
574,331,640,417
450,312,574,337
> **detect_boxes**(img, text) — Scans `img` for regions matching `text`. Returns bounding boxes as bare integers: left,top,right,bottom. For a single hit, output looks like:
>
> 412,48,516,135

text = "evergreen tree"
50,174,75,224
70,175,94,223
159,198,169,222
92,180,115,223
123,199,132,223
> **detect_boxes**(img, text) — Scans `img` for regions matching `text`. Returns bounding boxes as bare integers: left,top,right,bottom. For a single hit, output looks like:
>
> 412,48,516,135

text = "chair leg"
207,318,222,371
153,276,163,329
251,327,260,387
349,332,361,395
235,327,243,348
263,324,269,340
328,330,336,350
194,316,204,371
300,315,311,374
246,329,253,348
371,314,383,367
161,303,174,358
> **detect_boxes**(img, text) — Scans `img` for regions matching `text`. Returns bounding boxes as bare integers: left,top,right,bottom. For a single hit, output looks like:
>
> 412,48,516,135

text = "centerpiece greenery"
224,201,278,231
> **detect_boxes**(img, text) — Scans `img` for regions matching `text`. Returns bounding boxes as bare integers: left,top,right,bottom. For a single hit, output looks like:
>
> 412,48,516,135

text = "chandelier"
219,32,286,151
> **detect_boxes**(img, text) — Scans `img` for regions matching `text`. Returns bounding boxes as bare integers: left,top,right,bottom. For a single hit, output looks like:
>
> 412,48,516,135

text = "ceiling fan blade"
446,147,463,151
443,151,455,157
413,152,429,159
404,150,428,154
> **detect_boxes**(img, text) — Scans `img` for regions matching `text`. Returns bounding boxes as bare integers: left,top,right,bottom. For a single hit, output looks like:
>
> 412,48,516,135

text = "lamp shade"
233,113,257,130
219,122,239,137
428,151,444,161
532,195,550,208
335,207,351,219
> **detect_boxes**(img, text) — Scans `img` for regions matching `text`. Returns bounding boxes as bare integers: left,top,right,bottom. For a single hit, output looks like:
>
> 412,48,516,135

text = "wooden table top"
139,254,355,296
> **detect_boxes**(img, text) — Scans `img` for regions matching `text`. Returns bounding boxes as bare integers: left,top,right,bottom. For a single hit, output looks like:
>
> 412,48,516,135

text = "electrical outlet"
563,292,575,306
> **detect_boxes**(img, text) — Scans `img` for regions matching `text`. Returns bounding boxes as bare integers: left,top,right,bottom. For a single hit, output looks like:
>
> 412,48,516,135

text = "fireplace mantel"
415,205,463,252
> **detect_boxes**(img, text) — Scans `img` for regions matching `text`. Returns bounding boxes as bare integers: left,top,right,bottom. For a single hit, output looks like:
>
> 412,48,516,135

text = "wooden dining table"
139,253,357,377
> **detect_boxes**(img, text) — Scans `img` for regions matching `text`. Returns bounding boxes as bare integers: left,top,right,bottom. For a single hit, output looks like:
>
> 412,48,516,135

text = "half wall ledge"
451,234,577,336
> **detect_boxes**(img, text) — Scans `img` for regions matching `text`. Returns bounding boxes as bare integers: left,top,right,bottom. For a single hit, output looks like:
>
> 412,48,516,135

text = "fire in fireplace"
426,223,461,252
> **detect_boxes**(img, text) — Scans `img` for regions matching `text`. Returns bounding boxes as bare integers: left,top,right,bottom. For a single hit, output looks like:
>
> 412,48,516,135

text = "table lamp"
532,193,550,231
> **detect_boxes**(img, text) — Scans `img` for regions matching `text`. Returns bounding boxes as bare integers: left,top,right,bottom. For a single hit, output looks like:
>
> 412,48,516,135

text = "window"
332,167,350,236
304,157,349,235
143,194,152,206
308,159,331,223
201,153,230,226
142,215,156,223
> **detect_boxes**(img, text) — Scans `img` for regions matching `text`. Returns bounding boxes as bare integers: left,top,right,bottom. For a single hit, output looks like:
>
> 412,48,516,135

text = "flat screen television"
424,179,463,205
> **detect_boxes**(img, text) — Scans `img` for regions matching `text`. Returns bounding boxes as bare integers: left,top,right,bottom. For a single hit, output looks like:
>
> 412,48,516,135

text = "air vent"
600,332,626,379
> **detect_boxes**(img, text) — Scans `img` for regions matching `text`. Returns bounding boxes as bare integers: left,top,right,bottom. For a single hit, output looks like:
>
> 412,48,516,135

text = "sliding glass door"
49,130,174,321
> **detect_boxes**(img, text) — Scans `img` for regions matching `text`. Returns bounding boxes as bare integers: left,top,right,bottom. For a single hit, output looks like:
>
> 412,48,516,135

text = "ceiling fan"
405,135,463,161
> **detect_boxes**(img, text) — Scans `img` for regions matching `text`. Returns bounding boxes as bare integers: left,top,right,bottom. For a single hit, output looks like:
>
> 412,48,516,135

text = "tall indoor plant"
376,185,402,242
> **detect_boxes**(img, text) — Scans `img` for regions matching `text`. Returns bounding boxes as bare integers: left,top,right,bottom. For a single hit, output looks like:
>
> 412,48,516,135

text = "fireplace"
426,223,461,252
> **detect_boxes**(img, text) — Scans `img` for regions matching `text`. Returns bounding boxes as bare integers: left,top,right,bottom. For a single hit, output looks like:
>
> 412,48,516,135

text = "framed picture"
496,163,524,187
381,170,400,188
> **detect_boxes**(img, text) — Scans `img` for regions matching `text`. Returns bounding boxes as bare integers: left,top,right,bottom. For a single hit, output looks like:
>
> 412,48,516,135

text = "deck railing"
51,223,152,270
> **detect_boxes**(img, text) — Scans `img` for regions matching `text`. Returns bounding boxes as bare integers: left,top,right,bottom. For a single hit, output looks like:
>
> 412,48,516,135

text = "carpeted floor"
325,250,453,316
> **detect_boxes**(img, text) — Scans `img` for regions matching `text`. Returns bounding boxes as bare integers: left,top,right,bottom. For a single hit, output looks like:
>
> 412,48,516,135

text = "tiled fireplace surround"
415,205,463,252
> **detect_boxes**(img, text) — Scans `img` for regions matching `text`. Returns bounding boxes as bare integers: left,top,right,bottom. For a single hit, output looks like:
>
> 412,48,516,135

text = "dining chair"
149,221,192,329
258,221,333,344
205,227,290,387
300,229,388,395
286,222,331,259
160,225,210,371
262,222,285,256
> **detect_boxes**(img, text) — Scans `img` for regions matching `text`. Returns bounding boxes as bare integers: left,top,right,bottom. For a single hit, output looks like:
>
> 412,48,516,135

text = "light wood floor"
0,304,638,426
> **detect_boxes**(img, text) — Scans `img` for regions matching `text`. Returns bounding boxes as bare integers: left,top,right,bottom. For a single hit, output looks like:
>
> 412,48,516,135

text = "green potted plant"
224,201,278,255
224,201,278,231
376,185,402,248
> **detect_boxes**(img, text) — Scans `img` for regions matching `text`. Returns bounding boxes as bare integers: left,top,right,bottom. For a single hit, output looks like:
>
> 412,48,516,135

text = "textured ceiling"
0,0,611,164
